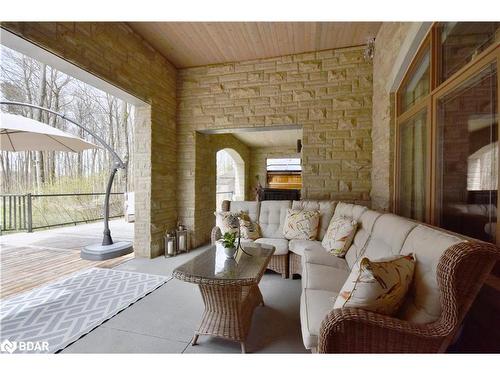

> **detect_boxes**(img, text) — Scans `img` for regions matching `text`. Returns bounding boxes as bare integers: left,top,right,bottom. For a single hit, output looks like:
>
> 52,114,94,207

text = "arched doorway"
216,148,245,209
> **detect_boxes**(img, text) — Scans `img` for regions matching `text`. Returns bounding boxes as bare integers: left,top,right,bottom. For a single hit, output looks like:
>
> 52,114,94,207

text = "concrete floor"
61,246,308,354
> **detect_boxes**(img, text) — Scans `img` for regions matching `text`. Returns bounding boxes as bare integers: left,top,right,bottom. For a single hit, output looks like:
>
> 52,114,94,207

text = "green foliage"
220,231,237,249
37,172,114,194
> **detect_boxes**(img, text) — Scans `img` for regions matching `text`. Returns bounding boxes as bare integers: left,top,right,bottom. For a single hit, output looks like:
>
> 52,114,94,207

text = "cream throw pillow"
238,212,261,240
333,254,416,316
283,209,320,240
322,217,358,257
214,211,240,235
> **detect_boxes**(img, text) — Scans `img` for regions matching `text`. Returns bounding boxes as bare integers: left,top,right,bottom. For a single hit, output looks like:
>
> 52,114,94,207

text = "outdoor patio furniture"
172,242,275,353
212,199,336,278
212,199,500,353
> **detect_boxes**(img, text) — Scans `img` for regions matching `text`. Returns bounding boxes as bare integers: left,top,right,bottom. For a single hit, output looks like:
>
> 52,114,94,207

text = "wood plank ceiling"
128,22,382,68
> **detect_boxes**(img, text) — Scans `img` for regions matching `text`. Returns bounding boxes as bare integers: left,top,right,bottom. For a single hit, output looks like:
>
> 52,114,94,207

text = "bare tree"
1,45,135,197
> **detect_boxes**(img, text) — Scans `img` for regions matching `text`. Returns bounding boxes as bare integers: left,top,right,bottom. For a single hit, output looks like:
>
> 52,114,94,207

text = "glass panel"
398,109,427,221
173,244,274,282
439,22,500,83
266,158,302,171
436,63,498,243
399,48,430,113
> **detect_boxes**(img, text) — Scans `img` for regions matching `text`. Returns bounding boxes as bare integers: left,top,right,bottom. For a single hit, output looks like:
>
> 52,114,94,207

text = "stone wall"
1,22,177,257
249,146,300,197
194,133,250,246
371,22,422,211
178,46,374,246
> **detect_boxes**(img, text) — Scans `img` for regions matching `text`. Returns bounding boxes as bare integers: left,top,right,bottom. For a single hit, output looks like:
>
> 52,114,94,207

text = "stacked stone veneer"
372,22,420,211
2,22,378,252
1,22,177,257
194,133,251,245
178,46,374,247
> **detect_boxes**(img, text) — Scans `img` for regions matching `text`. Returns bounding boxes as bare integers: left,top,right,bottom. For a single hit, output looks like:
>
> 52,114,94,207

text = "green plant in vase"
218,232,238,258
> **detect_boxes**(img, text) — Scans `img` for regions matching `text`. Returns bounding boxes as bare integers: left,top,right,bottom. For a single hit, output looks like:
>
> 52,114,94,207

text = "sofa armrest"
303,245,349,269
318,308,448,353
211,226,222,245
319,240,500,353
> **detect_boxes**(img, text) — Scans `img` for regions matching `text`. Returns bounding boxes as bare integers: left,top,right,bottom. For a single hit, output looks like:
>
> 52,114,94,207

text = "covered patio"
0,17,499,358
0,219,306,353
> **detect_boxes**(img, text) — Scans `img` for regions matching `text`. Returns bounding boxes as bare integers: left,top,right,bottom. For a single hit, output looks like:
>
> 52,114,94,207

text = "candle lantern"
164,231,176,258
176,224,189,253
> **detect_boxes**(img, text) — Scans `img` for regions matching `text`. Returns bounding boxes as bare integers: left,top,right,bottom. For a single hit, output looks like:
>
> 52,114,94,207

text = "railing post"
27,193,33,233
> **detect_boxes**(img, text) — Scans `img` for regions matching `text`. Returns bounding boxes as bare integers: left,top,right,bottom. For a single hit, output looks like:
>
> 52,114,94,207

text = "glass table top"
173,243,275,283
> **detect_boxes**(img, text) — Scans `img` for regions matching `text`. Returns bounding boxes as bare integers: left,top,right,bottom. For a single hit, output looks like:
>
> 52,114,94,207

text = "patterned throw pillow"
322,217,358,257
214,211,240,235
333,254,416,316
239,212,261,240
283,209,320,240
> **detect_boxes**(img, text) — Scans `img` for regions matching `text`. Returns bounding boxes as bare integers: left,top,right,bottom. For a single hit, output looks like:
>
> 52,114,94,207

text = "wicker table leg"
193,283,262,352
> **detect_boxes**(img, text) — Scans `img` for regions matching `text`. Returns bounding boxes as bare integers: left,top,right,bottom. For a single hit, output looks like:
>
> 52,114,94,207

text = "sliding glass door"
395,22,500,245
435,63,498,242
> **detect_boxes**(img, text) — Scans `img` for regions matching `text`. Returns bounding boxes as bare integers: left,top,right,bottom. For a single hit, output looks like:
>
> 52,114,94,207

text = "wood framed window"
395,22,500,246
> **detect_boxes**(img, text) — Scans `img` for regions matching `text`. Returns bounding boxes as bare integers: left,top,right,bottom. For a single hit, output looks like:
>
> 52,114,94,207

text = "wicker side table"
173,243,274,353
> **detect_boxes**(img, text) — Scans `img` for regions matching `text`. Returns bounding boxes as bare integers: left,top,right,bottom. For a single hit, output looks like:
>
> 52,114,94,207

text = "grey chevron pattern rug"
0,268,168,354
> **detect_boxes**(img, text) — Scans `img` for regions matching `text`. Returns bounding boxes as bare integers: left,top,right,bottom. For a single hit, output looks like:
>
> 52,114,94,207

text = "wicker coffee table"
173,243,275,353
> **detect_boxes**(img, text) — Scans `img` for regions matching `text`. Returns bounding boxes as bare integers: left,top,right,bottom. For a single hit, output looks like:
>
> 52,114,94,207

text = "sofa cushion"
254,237,289,255
214,211,240,235
289,239,323,256
229,201,260,223
302,262,350,292
398,225,464,324
334,254,416,315
322,217,358,257
362,213,418,261
239,212,261,240
300,288,338,350
239,238,255,244
302,243,350,270
334,202,368,221
258,200,291,238
292,200,337,241
283,209,320,240
345,210,383,269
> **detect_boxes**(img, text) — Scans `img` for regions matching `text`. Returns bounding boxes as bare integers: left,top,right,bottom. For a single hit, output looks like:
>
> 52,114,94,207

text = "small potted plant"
218,232,238,259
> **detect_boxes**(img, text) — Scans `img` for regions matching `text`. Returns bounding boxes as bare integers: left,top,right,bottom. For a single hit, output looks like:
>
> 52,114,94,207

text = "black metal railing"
0,192,124,234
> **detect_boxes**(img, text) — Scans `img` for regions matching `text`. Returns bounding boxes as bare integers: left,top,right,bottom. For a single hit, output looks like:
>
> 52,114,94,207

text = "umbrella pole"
102,166,118,246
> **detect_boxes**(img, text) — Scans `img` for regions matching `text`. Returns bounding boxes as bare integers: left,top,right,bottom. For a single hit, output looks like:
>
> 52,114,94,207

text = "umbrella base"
81,241,133,261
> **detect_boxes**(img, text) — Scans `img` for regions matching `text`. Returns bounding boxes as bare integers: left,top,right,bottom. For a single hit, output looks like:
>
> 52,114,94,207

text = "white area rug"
0,268,168,353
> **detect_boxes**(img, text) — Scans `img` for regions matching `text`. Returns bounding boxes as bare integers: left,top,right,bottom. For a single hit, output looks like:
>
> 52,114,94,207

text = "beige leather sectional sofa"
212,199,499,353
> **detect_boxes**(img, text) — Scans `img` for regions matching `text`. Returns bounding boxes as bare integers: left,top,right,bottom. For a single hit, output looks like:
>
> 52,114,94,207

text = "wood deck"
0,220,134,299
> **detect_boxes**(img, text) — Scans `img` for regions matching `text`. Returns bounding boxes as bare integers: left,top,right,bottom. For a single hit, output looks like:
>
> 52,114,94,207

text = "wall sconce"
364,37,376,62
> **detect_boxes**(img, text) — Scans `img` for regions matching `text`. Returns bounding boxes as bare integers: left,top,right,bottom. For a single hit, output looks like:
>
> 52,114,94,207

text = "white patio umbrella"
0,112,99,152
0,101,133,261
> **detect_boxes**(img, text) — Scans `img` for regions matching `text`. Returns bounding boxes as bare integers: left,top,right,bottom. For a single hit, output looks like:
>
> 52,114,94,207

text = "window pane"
439,22,500,83
266,158,302,171
398,109,427,221
436,63,498,243
399,48,430,113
